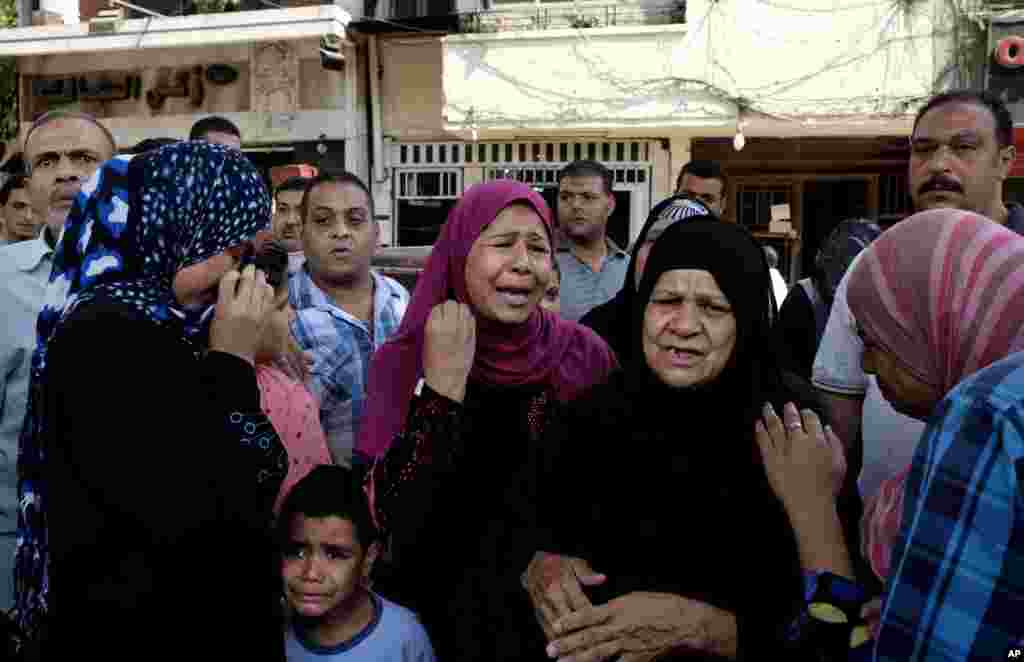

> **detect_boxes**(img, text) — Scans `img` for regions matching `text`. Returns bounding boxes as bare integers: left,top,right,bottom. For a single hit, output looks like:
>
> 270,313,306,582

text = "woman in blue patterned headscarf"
13,142,288,659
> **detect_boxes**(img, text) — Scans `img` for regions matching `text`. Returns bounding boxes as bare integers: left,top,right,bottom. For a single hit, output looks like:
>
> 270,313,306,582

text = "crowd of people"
0,88,1021,661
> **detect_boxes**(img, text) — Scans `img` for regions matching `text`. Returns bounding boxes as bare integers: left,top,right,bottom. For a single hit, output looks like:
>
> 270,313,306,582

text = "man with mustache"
288,172,409,468
813,89,1022,507
0,111,114,612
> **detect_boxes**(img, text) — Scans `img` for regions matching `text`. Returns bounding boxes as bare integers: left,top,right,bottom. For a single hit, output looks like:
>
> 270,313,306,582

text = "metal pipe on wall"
368,34,386,185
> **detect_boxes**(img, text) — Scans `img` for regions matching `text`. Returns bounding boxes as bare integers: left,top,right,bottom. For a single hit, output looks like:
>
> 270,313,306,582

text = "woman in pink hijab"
851,208,1024,581
358,180,616,661
757,207,1024,660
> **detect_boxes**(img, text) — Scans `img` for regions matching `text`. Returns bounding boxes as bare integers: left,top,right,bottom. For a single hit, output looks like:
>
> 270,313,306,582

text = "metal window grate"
737,186,791,228
395,170,461,199
392,141,653,167
486,166,648,186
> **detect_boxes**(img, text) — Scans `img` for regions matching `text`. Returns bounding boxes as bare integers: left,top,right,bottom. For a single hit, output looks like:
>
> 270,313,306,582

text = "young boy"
279,466,435,660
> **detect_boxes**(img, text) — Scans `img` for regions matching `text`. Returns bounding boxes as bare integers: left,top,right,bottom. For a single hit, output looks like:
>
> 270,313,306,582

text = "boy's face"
282,515,379,620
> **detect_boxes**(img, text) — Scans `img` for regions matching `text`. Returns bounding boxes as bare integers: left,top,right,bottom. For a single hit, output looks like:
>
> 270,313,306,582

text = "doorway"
800,178,870,276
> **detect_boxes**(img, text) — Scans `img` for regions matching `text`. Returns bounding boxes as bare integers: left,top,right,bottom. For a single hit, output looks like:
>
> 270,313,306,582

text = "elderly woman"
13,143,288,658
757,209,1024,660
359,180,618,661
580,195,712,361
524,218,855,661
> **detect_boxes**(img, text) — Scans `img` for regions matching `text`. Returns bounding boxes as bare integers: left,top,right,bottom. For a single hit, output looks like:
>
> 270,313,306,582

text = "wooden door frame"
730,173,880,281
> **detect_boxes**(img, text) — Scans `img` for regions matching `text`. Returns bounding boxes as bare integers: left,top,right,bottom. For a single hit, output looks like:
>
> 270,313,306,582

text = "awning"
0,5,350,56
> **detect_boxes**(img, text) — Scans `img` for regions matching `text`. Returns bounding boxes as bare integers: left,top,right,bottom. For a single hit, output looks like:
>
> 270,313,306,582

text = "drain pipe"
368,34,386,186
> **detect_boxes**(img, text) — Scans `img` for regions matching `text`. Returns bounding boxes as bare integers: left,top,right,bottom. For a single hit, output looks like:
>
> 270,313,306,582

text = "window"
737,185,792,229
395,170,461,246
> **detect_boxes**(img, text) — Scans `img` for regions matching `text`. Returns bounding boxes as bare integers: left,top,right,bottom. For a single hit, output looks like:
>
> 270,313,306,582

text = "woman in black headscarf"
14,142,288,659
579,195,713,362
524,219,859,661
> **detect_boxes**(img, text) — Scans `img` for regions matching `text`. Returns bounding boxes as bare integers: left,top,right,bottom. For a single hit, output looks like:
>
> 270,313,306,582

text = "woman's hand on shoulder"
423,300,476,403
210,264,275,365
755,402,847,512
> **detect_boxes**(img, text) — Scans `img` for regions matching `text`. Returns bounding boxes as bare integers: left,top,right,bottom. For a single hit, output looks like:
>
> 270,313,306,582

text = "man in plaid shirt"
289,172,408,468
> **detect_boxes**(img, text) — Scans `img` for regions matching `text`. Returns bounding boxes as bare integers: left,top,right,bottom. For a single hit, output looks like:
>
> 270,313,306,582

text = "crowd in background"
0,89,1020,661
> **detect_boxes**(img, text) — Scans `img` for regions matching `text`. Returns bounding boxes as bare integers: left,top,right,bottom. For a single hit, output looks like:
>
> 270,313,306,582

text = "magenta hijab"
357,180,617,459
848,208,1024,581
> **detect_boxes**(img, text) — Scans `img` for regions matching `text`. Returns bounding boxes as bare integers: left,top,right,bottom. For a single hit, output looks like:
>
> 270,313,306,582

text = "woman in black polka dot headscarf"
14,141,288,659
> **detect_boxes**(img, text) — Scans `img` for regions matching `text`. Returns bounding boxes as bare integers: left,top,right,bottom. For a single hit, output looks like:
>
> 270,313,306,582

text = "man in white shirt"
813,89,1024,498
763,245,788,310
0,111,114,611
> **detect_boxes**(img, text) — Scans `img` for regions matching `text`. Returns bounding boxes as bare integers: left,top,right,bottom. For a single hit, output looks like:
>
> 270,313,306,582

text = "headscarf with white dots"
13,141,274,638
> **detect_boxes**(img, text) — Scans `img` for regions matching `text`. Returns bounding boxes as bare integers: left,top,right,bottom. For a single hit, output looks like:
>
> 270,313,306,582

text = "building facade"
0,0,982,279
3,4,367,191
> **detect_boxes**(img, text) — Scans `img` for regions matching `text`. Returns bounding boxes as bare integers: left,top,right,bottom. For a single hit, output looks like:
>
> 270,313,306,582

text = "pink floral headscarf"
848,208,1024,581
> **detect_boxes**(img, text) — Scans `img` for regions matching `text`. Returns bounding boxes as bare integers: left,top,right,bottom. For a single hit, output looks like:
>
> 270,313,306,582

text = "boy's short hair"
0,175,27,206
276,465,381,549
189,116,241,141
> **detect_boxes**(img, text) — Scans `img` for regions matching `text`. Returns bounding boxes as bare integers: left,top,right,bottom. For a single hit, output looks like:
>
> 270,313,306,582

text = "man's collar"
557,237,628,258
296,265,397,311
5,234,54,273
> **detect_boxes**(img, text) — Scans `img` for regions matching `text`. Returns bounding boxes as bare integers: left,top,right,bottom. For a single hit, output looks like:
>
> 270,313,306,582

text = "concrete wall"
379,36,451,141
442,0,947,132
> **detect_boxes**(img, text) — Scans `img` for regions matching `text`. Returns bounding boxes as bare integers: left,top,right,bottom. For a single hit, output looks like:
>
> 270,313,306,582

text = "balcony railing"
459,1,685,33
